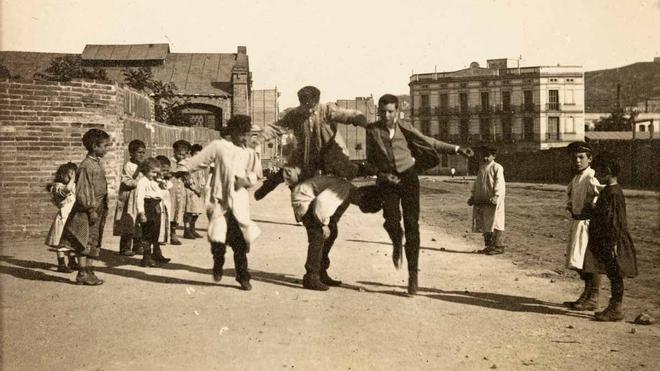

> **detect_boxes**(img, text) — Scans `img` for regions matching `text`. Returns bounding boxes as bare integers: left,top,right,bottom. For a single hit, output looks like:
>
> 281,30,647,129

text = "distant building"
397,94,411,119
335,96,377,160
0,43,252,131
251,88,280,162
409,59,585,174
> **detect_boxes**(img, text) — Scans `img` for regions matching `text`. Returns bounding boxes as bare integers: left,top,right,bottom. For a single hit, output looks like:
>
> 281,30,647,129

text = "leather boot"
595,300,624,321
572,282,599,311
408,270,418,295
564,276,591,308
183,226,195,239
320,270,342,286
141,245,161,268
75,268,103,286
57,256,72,273
191,217,203,238
152,245,171,263
86,266,104,285
302,273,329,291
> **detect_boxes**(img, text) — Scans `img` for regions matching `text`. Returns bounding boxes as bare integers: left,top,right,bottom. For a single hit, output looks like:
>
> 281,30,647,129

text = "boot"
170,223,182,245
595,300,624,322
119,236,136,256
564,278,590,308
407,271,418,295
302,273,329,291
140,245,162,268
320,270,342,287
57,256,72,273
238,279,252,291
572,286,599,311
191,217,203,238
152,245,171,263
75,268,103,286
67,256,80,271
392,243,403,270
86,266,104,285
183,226,195,239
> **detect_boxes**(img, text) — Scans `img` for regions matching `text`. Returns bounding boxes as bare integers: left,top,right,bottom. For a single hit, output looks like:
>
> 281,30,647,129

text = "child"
45,162,79,272
183,143,206,239
169,140,191,245
583,152,638,321
136,157,171,267
563,141,602,311
155,155,173,245
468,146,506,255
59,128,111,285
176,115,261,291
113,139,146,256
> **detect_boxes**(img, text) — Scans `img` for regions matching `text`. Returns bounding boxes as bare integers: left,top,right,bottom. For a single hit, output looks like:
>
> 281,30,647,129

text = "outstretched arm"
327,103,368,128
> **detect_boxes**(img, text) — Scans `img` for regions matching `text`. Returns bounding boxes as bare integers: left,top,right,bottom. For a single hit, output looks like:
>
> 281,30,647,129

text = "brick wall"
0,79,220,240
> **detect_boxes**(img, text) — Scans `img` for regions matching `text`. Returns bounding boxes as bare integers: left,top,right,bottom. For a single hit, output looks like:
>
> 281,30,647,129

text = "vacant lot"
418,176,660,316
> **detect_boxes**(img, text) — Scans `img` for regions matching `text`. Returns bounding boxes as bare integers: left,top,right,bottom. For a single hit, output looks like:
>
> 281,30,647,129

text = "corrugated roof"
585,131,659,140
82,44,170,61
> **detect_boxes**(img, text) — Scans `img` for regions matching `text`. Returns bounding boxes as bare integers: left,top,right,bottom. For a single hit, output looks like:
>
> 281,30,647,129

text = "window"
547,117,560,140
480,118,491,141
502,117,512,141
420,95,430,115
422,120,431,135
480,92,490,112
548,90,559,110
440,93,449,111
460,119,470,142
565,89,575,105
459,92,469,112
502,91,511,111
524,117,534,141
566,116,575,133
523,90,533,111
439,120,449,140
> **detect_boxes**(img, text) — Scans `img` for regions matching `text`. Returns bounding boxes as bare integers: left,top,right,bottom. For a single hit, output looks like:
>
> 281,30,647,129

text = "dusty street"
1,184,659,371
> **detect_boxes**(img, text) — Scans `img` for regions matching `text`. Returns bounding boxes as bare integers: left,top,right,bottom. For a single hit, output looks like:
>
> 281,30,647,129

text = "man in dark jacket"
365,94,473,295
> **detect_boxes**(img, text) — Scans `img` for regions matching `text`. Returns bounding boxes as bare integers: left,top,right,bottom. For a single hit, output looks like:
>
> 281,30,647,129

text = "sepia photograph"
0,0,659,369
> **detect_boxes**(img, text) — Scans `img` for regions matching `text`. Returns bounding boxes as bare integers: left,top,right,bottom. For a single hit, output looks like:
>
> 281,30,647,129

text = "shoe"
152,247,171,263
170,235,183,246
595,301,624,322
392,244,403,270
57,264,73,273
485,247,504,255
477,246,495,254
571,291,599,311
407,271,418,295
183,228,195,239
212,261,223,282
320,270,342,286
302,274,329,291
254,179,279,201
67,258,80,271
191,225,203,238
238,280,252,291
140,256,162,268
75,269,103,286
87,268,104,285
119,249,135,256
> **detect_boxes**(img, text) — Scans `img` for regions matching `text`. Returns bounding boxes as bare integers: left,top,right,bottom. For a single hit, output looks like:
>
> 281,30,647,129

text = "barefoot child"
113,139,146,256
136,157,171,267
59,128,111,285
45,162,79,272
468,146,506,255
583,152,638,321
563,141,602,310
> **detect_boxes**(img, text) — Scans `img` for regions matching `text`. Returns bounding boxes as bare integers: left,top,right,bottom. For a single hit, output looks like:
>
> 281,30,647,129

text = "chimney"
237,46,247,54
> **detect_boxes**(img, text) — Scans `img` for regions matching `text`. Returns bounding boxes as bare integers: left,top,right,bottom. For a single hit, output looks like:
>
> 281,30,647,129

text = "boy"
563,141,602,311
136,157,170,267
169,140,191,245
583,152,638,321
183,143,206,239
156,155,173,245
468,146,506,255
176,115,261,291
59,128,111,285
113,139,146,256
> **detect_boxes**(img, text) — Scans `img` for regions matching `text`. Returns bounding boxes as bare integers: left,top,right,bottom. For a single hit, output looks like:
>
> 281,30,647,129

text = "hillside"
585,61,660,112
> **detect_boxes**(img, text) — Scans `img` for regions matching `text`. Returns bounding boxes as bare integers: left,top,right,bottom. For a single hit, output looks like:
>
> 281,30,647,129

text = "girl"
583,152,638,321
45,162,79,272
113,139,146,256
136,157,171,267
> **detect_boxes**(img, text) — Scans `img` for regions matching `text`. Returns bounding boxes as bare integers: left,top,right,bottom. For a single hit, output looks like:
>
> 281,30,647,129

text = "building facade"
409,59,585,173
250,88,280,163
336,96,377,160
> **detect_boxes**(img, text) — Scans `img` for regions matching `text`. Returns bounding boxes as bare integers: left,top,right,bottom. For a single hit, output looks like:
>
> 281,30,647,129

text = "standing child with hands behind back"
45,162,79,272
468,146,506,255
136,157,171,267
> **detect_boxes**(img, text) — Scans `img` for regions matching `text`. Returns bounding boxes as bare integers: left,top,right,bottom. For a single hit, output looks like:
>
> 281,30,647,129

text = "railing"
419,106,431,116
495,104,516,114
521,103,537,112
546,102,560,111
475,105,492,114
434,106,452,115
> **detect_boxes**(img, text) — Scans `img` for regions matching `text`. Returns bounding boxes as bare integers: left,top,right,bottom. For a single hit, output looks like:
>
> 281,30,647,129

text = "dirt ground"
1,181,659,371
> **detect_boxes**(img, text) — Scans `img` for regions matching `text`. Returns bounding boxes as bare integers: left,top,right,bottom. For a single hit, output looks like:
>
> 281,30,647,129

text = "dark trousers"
302,199,349,276
141,198,162,245
211,213,250,281
483,230,505,248
598,248,625,302
379,168,420,272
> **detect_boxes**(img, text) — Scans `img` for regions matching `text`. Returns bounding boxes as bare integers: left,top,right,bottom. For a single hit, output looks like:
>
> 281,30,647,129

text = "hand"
138,213,147,224
158,179,168,189
234,176,250,191
321,225,331,239
457,147,474,158
467,197,475,206
377,173,400,185
88,211,99,225
489,195,499,205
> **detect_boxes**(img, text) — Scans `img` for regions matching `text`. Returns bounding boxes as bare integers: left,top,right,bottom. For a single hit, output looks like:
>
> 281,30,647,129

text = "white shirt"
136,177,165,214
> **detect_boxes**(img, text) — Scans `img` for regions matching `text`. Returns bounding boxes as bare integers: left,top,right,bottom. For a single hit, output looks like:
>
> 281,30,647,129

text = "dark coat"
365,119,458,174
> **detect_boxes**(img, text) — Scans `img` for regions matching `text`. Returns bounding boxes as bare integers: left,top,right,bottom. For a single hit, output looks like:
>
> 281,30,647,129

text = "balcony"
475,105,492,115
546,102,560,111
495,104,516,114
520,103,537,112
434,106,452,116
458,105,471,115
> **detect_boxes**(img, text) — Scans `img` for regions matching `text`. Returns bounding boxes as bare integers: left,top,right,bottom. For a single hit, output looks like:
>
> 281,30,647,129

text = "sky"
1,0,659,108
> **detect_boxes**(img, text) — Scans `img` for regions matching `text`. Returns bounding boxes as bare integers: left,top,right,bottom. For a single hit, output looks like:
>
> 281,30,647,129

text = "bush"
123,67,191,126
34,56,107,82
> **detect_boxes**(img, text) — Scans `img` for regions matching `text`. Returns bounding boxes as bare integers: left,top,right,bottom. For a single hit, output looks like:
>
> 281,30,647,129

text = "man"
256,86,368,290
365,94,473,295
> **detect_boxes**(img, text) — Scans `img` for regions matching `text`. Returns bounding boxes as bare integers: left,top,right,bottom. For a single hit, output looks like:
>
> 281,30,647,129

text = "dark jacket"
365,119,458,174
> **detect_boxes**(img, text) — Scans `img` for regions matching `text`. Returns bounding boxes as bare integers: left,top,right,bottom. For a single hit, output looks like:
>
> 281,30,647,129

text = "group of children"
468,142,638,321
45,122,638,320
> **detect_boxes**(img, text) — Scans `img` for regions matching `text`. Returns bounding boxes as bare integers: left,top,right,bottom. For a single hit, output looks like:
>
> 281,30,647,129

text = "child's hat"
566,141,592,153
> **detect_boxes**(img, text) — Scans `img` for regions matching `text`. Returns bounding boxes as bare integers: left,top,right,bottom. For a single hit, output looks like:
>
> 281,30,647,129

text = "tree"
123,67,191,126
594,106,639,131
34,56,107,82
